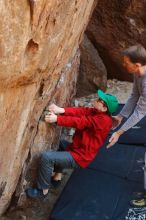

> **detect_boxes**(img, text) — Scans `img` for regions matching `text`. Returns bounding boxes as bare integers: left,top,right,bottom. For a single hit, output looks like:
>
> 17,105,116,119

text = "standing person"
107,44,146,207
26,90,118,199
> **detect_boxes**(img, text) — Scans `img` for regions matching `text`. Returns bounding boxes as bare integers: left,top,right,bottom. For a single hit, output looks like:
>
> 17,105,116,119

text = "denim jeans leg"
54,139,71,173
37,150,78,190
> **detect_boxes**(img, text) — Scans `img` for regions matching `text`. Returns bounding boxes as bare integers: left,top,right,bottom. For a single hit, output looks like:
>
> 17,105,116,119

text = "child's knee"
40,151,55,163
40,152,49,162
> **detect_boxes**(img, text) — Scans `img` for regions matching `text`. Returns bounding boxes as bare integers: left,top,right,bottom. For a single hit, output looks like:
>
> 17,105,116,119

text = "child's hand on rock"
48,104,65,114
45,112,57,123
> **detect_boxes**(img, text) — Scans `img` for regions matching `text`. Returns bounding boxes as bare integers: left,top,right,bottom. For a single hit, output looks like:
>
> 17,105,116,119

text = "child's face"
93,98,108,112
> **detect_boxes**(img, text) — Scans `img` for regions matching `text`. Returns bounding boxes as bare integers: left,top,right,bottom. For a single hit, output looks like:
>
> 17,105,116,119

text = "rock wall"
87,0,146,81
0,0,96,215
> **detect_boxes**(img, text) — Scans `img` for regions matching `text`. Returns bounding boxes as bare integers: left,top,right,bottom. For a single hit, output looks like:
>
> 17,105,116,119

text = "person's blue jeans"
37,140,79,189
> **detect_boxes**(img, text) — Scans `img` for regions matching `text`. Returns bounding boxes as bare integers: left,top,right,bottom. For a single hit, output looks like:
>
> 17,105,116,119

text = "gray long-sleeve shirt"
120,71,146,131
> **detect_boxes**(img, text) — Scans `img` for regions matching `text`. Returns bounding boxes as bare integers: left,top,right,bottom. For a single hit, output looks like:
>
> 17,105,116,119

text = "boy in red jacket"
26,90,118,198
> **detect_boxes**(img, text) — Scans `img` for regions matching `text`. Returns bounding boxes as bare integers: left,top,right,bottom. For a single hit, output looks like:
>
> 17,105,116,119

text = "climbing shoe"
25,188,48,199
51,178,61,188
130,198,146,208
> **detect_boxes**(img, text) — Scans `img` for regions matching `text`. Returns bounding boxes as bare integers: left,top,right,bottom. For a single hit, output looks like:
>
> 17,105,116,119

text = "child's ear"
103,106,108,112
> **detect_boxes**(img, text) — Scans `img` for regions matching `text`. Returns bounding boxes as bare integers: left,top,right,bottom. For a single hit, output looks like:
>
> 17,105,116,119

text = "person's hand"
107,129,124,149
48,104,65,114
45,112,57,123
112,115,123,130
106,132,120,149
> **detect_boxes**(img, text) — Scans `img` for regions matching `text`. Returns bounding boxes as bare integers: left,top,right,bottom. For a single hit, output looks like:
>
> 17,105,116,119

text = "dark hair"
97,98,111,115
122,44,146,65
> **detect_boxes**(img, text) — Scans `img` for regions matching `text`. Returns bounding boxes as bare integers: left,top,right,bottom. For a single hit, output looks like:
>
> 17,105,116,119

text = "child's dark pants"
37,140,79,190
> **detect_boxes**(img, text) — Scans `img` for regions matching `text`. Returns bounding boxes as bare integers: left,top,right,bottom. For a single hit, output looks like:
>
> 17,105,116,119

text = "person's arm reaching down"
107,129,125,148
110,76,139,131
119,76,139,119
107,80,146,148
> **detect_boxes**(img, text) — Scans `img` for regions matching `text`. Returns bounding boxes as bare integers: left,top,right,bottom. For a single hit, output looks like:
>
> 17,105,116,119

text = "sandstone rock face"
0,0,95,215
76,35,107,97
87,0,146,81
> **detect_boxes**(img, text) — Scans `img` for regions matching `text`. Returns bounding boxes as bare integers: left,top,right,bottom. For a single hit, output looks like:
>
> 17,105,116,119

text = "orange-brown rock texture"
0,0,96,215
87,0,146,81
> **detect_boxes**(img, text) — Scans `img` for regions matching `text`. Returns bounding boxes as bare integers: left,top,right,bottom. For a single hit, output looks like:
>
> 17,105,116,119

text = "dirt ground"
2,79,132,220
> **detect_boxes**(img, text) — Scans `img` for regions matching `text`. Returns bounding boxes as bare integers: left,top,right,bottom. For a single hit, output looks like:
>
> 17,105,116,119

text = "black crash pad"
89,143,145,182
50,168,143,220
50,144,146,220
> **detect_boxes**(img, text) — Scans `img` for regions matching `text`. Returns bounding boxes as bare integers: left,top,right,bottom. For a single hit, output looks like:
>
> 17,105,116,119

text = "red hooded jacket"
57,107,112,168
